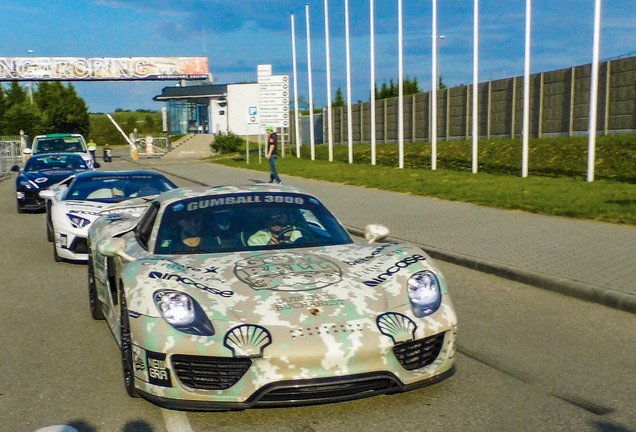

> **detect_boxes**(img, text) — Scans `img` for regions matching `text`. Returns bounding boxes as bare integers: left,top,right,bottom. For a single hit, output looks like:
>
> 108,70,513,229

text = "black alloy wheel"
46,206,54,242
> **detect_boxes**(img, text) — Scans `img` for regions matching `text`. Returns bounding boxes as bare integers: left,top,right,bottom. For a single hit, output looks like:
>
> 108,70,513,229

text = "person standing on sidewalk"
266,126,282,184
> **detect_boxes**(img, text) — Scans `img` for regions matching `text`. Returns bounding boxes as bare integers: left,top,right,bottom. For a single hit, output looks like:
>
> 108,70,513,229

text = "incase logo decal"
149,271,233,297
363,254,426,286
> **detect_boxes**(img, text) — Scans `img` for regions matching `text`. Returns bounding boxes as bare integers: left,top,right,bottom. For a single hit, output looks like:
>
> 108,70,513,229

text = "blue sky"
1,0,633,113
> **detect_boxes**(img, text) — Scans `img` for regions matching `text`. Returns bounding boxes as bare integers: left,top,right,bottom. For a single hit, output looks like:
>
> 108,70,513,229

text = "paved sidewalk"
127,153,636,314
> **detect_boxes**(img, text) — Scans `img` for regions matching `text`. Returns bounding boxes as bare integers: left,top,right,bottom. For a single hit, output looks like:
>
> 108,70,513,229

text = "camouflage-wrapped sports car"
88,184,458,410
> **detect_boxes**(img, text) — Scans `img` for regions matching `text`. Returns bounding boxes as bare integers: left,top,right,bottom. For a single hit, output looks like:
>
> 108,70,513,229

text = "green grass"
211,137,636,225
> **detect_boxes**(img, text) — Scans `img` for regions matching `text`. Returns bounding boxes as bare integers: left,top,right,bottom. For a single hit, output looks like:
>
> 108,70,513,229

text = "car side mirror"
11,165,20,172
39,190,55,200
364,224,390,244
97,238,135,262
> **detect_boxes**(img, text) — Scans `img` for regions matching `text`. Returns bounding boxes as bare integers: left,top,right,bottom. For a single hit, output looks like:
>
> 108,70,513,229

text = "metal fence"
0,137,24,176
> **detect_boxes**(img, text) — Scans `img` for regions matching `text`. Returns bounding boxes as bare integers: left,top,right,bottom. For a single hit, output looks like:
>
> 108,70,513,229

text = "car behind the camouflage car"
11,153,90,213
88,184,458,411
40,170,177,262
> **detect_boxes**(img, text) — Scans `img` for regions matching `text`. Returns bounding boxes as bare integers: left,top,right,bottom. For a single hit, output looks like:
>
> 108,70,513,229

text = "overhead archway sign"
0,56,209,81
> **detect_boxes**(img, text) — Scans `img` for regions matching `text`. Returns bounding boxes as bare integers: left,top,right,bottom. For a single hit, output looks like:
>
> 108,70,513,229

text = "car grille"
393,333,445,371
171,355,252,390
70,237,88,254
257,373,400,405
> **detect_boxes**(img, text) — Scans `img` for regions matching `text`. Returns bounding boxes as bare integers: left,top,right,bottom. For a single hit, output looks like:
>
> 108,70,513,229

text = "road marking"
35,427,78,432
162,408,194,432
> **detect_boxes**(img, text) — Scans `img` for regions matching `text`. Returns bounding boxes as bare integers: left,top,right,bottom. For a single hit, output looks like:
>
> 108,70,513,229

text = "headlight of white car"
154,290,214,336
407,271,442,318
66,213,91,229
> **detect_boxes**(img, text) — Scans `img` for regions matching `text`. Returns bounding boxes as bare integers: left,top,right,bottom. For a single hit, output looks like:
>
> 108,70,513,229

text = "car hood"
22,170,77,188
123,242,446,326
57,200,117,225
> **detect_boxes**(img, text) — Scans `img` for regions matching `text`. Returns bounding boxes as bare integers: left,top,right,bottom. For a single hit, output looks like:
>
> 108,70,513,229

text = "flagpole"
305,3,316,160
291,13,301,157
345,0,353,164
324,0,334,162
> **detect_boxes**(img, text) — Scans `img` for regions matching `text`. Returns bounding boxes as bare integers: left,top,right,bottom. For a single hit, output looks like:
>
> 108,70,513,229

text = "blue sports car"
11,153,90,213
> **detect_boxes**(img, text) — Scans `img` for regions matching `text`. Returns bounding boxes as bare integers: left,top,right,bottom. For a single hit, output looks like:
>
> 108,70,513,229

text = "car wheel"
120,289,140,398
88,256,105,320
53,240,62,262
46,206,54,242
16,200,24,214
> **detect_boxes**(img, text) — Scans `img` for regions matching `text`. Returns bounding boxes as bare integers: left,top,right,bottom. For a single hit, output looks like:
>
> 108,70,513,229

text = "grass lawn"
212,154,636,226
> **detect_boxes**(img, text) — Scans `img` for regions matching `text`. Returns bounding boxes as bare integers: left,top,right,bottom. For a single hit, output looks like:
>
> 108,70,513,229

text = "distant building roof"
153,84,228,101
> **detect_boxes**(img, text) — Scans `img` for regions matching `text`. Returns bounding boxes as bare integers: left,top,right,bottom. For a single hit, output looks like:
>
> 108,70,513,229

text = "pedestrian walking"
266,126,282,184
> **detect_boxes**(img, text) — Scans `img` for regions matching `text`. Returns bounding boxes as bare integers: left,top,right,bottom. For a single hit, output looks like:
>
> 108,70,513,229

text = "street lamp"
27,50,35,104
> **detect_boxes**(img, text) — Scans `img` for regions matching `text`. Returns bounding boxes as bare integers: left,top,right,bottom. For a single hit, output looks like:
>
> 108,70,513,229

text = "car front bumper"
126,306,458,410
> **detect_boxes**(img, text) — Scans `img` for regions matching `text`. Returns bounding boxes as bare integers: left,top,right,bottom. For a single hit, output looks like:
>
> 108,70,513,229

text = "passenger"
211,209,242,249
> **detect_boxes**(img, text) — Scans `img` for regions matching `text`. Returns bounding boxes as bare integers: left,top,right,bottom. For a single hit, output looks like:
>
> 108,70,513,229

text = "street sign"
258,72,290,128
248,106,258,125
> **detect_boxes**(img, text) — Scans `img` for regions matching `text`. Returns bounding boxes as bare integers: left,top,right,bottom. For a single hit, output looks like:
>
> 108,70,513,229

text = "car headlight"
19,179,38,189
66,213,91,229
154,290,214,336
407,271,442,318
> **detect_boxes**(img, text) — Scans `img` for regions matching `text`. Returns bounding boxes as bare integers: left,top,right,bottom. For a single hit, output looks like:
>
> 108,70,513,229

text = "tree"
333,87,345,107
0,83,41,135
33,82,89,136
2,102,41,136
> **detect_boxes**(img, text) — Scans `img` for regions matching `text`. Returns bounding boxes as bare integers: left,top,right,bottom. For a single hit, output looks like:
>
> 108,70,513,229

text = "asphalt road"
1,159,634,432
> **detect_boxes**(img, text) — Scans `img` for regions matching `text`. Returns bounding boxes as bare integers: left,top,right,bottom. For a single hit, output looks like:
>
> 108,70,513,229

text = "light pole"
27,50,35,104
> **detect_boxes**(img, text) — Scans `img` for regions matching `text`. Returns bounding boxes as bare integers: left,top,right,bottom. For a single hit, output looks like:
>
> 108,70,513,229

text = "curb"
345,226,636,315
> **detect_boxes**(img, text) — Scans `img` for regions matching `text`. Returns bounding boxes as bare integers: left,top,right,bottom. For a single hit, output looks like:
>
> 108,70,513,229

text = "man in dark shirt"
266,126,282,184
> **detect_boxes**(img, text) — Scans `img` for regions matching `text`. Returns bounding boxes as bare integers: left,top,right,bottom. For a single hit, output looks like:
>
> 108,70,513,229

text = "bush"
212,131,244,153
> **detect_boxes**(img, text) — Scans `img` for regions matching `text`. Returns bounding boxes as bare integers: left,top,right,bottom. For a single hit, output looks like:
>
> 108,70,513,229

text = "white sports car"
88,184,458,410
40,170,176,262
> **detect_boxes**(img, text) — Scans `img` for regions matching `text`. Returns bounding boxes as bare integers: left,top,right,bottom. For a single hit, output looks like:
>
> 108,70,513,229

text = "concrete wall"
318,56,636,145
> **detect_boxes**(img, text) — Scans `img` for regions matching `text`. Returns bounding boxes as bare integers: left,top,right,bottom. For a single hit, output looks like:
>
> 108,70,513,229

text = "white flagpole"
345,0,353,164
398,0,404,169
370,0,377,165
305,3,316,160
472,0,479,173
431,0,438,170
324,0,334,162
587,0,602,182
522,0,532,178
291,13,301,157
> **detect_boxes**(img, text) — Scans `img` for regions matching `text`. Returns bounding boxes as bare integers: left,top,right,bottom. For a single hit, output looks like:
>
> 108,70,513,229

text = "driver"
247,210,302,246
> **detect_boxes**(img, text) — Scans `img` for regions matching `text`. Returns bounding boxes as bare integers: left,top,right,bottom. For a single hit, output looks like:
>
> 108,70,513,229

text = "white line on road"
162,408,194,432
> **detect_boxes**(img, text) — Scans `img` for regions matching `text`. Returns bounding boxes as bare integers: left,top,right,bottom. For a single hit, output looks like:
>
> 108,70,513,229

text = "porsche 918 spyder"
88,184,458,410
40,170,177,262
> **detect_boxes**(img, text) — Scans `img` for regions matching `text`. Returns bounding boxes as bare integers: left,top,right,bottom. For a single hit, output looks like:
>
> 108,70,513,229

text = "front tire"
120,289,140,398
16,200,24,214
53,241,62,262
46,205,54,242
88,256,105,320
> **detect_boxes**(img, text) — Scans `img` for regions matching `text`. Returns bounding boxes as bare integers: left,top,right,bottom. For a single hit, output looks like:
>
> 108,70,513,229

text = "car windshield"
66,175,174,202
25,155,87,172
155,192,354,254
33,136,86,154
